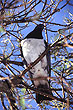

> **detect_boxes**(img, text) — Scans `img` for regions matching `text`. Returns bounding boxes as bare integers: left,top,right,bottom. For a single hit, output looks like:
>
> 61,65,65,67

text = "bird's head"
34,24,44,31
24,24,44,39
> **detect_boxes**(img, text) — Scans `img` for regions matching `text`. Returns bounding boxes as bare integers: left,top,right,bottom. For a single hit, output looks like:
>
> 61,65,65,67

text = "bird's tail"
36,84,53,104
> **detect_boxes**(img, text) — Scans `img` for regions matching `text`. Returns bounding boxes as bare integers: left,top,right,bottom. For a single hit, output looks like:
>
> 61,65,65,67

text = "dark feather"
36,84,53,104
25,24,44,39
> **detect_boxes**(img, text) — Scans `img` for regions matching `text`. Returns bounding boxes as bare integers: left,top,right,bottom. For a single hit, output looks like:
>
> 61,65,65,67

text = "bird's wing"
44,40,51,87
20,42,28,67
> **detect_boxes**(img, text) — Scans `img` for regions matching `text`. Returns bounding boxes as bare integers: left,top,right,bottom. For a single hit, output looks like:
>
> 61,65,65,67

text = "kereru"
21,24,53,104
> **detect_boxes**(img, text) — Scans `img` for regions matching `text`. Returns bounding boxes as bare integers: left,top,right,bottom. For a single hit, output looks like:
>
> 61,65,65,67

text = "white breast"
21,38,48,86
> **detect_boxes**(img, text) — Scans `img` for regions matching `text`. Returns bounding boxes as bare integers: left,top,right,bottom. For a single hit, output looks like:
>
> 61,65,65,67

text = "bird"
21,24,53,104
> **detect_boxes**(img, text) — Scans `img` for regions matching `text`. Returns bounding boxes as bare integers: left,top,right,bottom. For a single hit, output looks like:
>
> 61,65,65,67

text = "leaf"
20,98,25,110
20,88,26,110
0,26,5,32
21,88,26,94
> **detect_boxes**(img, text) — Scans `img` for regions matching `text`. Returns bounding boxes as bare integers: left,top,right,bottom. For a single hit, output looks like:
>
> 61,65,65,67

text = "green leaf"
20,98,25,110
0,26,5,32
20,88,26,110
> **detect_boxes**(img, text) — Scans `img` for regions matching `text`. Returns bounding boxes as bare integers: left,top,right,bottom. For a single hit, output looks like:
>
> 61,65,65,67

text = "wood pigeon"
21,24,53,104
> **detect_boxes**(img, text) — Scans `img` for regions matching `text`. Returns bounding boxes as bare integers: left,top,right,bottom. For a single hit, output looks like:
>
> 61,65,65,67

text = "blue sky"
19,1,73,109
20,0,73,41
0,0,73,109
